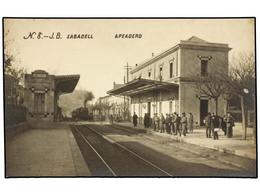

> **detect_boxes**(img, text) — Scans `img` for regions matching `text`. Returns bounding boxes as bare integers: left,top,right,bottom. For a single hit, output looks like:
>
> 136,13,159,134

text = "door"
147,102,151,117
34,93,45,114
200,99,208,126
169,101,173,114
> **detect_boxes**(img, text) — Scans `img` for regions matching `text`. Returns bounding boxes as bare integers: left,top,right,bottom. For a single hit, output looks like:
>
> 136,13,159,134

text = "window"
201,60,208,76
169,62,173,78
148,70,151,78
34,93,45,114
159,66,163,80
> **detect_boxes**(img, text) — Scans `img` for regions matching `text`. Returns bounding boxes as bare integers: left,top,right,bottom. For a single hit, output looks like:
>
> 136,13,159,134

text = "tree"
92,101,114,121
221,52,255,140
4,30,25,83
191,73,227,115
83,91,95,108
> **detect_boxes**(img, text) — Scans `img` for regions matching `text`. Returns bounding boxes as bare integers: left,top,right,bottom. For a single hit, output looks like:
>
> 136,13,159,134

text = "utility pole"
123,63,132,121
124,62,132,83
123,76,126,120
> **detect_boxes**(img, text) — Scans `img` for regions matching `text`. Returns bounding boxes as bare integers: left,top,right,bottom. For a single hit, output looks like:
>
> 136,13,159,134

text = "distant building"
24,70,80,122
95,82,130,121
108,36,231,125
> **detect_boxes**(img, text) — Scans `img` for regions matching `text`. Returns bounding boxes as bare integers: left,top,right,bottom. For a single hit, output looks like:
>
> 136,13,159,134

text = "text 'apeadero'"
114,34,142,39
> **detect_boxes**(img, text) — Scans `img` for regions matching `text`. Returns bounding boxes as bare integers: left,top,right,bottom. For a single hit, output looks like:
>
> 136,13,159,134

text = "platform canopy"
107,78,179,96
55,75,80,94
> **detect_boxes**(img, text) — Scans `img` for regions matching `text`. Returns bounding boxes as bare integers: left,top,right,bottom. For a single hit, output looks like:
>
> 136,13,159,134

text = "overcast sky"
5,18,255,100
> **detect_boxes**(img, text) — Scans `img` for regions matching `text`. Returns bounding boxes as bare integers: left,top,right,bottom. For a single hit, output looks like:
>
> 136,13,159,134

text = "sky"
4,18,255,100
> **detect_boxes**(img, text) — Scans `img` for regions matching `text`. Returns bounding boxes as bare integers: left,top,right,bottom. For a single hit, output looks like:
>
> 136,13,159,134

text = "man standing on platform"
204,112,211,138
188,113,194,133
153,113,159,131
173,112,179,135
180,112,187,136
165,114,171,134
170,113,175,135
159,113,166,133
226,112,235,138
133,112,138,127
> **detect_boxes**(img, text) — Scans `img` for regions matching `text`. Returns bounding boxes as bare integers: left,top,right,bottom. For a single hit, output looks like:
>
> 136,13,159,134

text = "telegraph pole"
123,76,126,120
124,62,132,83
123,63,132,121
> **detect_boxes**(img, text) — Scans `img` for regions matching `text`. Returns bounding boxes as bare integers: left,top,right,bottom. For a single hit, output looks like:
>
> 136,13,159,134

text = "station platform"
5,124,90,177
114,122,257,160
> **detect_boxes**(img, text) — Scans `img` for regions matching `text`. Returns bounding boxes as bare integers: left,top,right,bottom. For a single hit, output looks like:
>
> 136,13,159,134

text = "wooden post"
240,95,247,140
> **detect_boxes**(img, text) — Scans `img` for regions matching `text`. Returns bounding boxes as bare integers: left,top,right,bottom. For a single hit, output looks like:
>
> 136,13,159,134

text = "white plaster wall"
131,50,179,82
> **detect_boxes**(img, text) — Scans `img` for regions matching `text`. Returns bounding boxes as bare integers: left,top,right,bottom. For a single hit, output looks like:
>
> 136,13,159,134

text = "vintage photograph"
3,18,256,177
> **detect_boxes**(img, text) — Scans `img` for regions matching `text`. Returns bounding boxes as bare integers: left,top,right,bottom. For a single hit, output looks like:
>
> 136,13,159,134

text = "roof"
187,36,208,43
180,36,230,48
32,70,48,75
113,83,125,90
107,78,179,96
55,74,80,94
130,36,231,74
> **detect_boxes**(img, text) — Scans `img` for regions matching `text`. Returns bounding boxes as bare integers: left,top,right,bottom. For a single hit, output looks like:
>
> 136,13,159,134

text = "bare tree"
4,30,25,83
191,73,227,115
221,52,255,140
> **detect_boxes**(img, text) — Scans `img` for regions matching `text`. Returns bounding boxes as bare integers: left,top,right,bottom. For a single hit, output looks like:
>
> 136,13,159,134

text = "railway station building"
108,36,231,126
24,70,80,122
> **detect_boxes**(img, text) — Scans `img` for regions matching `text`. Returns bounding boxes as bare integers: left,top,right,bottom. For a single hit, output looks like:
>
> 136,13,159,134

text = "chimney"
135,64,138,66
152,52,154,57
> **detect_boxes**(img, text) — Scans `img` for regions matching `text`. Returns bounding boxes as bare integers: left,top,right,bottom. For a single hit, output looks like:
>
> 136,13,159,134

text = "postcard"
3,18,256,177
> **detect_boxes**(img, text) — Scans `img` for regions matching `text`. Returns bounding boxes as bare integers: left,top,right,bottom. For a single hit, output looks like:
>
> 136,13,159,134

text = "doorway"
34,93,45,114
147,102,151,117
200,99,208,126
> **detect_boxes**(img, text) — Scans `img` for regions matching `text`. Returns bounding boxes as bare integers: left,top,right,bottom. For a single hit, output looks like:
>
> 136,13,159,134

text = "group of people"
133,112,194,136
132,111,235,140
204,112,235,140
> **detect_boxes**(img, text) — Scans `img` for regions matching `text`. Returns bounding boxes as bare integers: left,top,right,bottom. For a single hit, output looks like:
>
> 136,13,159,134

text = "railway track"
71,125,173,177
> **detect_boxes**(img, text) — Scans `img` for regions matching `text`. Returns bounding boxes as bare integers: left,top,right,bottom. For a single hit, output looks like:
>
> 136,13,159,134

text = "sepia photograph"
3,18,257,177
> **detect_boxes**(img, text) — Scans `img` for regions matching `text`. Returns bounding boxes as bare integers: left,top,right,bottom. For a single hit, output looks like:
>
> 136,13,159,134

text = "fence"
5,104,27,126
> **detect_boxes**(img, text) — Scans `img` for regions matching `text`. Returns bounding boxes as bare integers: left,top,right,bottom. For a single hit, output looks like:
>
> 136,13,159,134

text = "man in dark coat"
153,113,159,131
169,113,174,135
204,112,211,138
226,112,235,138
188,113,194,133
180,112,187,136
174,113,181,135
110,114,114,124
165,114,171,134
144,113,150,128
211,114,222,140
133,112,138,127
159,113,166,133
